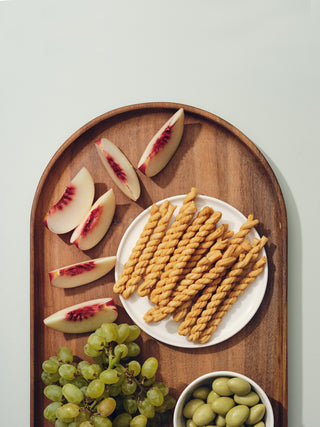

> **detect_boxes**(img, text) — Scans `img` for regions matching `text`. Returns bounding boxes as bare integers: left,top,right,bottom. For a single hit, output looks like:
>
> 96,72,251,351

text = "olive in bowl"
173,371,274,427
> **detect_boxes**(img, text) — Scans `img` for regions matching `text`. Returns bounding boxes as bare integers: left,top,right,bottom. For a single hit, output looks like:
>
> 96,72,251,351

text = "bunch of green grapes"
41,322,176,427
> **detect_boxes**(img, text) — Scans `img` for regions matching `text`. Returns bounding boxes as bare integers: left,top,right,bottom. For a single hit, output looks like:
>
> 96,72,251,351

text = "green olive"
215,414,227,426
227,377,251,396
207,390,220,403
192,403,216,425
186,419,198,427
225,404,250,427
252,422,265,427
211,397,235,415
193,386,211,400
183,398,205,418
212,377,233,396
246,403,266,425
234,391,260,406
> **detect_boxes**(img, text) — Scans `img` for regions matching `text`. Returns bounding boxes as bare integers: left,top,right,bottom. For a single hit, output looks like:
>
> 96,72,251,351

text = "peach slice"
44,167,95,234
44,298,118,333
95,138,141,201
137,108,184,177
70,188,116,250
49,256,116,289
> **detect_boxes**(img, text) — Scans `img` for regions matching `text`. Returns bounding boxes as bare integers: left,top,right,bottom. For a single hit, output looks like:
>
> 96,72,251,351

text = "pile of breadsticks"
113,188,267,344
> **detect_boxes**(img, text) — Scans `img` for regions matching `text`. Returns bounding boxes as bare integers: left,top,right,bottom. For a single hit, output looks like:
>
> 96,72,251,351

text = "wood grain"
30,102,287,426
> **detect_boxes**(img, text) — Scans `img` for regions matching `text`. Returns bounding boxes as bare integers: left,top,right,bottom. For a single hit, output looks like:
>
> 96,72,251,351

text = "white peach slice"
95,138,140,201
137,108,184,177
44,298,118,333
70,188,116,250
44,167,95,234
49,256,116,289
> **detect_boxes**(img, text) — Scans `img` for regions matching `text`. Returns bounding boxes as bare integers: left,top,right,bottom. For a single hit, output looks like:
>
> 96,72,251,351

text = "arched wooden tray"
30,102,287,426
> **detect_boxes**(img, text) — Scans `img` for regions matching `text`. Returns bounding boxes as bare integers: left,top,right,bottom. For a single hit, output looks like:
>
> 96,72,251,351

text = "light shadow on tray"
259,151,301,427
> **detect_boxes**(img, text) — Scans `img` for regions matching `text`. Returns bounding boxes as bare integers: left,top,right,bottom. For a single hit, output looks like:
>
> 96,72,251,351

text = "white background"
0,1,319,426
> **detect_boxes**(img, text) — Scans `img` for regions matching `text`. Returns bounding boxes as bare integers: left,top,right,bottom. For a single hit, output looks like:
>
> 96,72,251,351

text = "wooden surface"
30,102,287,426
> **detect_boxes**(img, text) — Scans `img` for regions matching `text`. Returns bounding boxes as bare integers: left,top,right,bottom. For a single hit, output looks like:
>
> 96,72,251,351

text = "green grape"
56,402,80,419
55,419,69,427
95,327,103,336
146,387,164,407
42,359,59,374
50,355,60,364
79,422,93,427
44,384,63,402
88,333,106,351
121,378,137,395
87,379,105,399
141,357,158,379
127,360,141,377
137,398,155,418
125,325,140,342
154,394,176,413
75,408,91,424
41,370,60,385
84,343,102,358
129,414,147,427
77,360,90,372
101,322,118,342
100,369,119,385
57,347,73,363
153,382,168,397
142,375,155,387
71,375,88,389
107,382,122,397
81,364,100,381
44,401,62,423
59,364,76,380
114,343,129,359
92,414,112,427
59,377,70,386
126,342,141,358
113,412,132,427
96,397,117,417
62,383,84,404
91,363,102,376
116,323,130,343
123,395,138,414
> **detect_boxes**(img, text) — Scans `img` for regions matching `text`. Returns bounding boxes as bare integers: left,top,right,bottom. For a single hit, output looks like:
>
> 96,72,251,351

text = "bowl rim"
173,370,274,427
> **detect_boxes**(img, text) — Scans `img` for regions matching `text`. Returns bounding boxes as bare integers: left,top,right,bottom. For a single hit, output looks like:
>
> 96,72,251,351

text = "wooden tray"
30,102,287,426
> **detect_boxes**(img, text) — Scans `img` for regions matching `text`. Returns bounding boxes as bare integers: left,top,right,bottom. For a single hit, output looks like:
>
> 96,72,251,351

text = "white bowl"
173,370,274,427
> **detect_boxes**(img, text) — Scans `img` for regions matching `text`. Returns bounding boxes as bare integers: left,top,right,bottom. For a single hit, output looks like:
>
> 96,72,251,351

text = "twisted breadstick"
189,236,268,342
143,236,229,323
121,201,176,299
198,256,267,344
150,208,221,305
155,210,223,307
113,204,162,294
137,201,197,297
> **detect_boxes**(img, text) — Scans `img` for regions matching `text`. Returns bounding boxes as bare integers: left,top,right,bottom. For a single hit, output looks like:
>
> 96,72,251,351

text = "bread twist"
143,237,229,323
113,204,161,294
149,208,221,305
198,256,267,343
189,236,267,342
121,201,176,299
137,201,197,297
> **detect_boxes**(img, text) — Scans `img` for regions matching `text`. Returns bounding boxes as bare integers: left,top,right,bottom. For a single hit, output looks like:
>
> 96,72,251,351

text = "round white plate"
115,195,268,348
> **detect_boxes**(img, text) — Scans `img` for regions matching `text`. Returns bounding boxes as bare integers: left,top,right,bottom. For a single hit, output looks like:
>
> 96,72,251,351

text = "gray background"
1,1,318,426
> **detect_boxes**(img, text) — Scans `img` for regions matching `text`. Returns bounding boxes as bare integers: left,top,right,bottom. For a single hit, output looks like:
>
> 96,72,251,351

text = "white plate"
115,195,268,348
